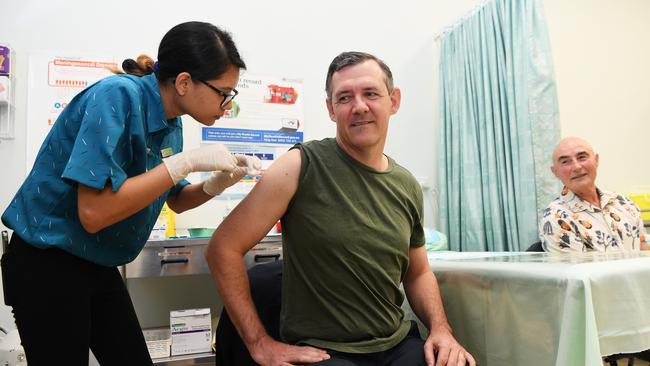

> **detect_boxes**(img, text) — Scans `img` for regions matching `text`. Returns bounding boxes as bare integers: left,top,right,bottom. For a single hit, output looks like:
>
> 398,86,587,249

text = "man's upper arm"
404,245,432,285
210,149,302,255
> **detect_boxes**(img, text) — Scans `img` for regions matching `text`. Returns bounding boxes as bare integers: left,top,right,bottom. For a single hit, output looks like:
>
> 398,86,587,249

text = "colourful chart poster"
201,73,304,199
25,53,117,171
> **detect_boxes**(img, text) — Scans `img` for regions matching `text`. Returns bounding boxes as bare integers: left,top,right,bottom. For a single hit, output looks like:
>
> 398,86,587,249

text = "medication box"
170,308,212,356
143,327,171,359
0,45,10,75
0,76,10,104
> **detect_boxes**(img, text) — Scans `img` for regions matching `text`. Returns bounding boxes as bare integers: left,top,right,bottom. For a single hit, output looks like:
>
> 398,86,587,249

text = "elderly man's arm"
539,207,579,252
205,149,329,366
403,246,476,366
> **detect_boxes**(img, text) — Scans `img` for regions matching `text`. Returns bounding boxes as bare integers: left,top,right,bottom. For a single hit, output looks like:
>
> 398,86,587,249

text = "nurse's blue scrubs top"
1,73,189,267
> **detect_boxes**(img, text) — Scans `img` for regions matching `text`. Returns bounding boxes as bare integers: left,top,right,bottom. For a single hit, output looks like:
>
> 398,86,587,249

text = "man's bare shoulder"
259,149,301,185
239,148,302,208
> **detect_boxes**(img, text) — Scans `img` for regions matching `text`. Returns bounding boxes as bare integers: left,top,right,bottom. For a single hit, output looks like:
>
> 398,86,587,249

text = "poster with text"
201,73,304,199
25,53,117,171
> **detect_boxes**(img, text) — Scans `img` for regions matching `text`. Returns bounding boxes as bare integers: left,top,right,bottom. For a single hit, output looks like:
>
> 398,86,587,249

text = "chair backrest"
526,241,544,252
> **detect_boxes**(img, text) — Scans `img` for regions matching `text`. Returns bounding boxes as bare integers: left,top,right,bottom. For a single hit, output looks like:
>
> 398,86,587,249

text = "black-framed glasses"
199,80,239,108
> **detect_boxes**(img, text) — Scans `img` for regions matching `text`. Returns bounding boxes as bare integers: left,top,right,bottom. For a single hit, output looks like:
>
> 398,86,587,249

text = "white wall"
544,0,650,194
0,0,648,348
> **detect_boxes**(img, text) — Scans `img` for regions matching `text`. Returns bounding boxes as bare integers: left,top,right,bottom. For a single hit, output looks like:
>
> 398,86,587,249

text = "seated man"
540,137,648,252
206,52,475,366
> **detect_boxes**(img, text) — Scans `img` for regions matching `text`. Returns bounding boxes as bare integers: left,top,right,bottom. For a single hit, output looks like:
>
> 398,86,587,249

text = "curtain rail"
433,0,494,41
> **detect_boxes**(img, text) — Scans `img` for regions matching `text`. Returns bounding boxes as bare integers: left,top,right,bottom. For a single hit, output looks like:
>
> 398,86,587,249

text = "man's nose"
351,95,369,114
570,159,583,170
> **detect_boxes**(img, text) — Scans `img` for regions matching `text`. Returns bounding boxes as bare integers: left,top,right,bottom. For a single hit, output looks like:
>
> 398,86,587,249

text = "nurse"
1,21,258,365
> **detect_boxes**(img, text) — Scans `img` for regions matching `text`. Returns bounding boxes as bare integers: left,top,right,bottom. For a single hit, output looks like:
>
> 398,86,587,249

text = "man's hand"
249,335,330,366
424,326,476,366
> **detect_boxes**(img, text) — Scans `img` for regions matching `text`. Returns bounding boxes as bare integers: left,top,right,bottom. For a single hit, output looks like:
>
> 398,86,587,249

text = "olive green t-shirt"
280,138,425,353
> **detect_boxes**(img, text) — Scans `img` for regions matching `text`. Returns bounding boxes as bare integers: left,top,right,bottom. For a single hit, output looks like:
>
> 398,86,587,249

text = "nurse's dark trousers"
1,234,153,365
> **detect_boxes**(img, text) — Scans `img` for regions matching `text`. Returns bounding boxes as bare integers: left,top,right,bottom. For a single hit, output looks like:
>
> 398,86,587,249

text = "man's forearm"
208,248,270,347
404,271,451,332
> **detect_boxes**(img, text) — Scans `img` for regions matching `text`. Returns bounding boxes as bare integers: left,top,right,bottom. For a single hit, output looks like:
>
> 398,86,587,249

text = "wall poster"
200,73,304,199
25,53,117,171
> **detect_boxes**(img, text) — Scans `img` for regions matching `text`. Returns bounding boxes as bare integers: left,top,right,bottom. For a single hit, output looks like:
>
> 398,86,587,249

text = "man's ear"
326,98,336,122
390,87,401,115
550,165,558,178
173,72,192,96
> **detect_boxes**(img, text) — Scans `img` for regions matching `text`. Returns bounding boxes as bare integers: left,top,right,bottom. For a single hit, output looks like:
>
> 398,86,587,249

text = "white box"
278,118,300,133
0,76,10,104
170,308,212,356
143,327,171,359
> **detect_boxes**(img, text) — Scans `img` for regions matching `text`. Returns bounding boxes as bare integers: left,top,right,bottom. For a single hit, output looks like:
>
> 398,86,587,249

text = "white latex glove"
162,144,238,185
202,155,262,196
233,154,263,175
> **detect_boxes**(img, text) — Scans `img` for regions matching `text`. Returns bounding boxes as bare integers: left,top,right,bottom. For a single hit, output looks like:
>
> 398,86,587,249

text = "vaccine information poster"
25,53,117,171
201,73,304,199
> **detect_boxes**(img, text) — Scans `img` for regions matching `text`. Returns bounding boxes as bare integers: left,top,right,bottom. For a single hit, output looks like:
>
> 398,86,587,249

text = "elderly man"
540,136,648,252
207,52,475,366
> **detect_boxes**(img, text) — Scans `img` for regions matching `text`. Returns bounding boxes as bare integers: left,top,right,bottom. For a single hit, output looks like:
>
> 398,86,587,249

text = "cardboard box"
170,308,212,356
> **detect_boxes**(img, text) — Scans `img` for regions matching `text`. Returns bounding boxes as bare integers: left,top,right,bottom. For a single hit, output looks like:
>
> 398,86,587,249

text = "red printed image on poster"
264,84,298,105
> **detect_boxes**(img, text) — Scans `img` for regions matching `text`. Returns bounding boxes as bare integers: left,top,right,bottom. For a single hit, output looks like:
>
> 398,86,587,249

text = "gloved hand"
162,144,238,185
234,154,263,175
202,155,262,196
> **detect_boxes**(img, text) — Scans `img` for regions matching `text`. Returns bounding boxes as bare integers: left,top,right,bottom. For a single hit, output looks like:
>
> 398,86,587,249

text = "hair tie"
153,61,159,73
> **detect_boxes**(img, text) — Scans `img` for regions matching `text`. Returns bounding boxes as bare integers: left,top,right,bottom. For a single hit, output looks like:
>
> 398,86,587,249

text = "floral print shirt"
540,187,647,252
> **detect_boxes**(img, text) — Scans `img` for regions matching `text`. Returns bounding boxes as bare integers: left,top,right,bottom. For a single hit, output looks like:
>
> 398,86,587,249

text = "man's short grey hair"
325,51,394,100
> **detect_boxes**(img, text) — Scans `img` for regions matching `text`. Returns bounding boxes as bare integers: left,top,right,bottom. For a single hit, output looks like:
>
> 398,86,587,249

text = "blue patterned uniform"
2,73,188,266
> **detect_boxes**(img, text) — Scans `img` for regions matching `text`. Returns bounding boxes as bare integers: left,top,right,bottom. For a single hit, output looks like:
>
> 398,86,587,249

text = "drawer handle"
254,254,280,262
160,257,189,265
158,249,191,266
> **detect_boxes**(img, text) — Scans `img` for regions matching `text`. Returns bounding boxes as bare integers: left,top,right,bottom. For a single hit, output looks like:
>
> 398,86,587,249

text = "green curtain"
437,0,560,252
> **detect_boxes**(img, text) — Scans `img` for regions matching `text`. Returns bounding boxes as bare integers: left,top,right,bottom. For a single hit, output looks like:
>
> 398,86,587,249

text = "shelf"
152,351,214,366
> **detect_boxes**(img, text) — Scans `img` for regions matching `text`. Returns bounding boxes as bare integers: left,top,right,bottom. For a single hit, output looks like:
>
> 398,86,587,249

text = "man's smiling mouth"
351,120,372,127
